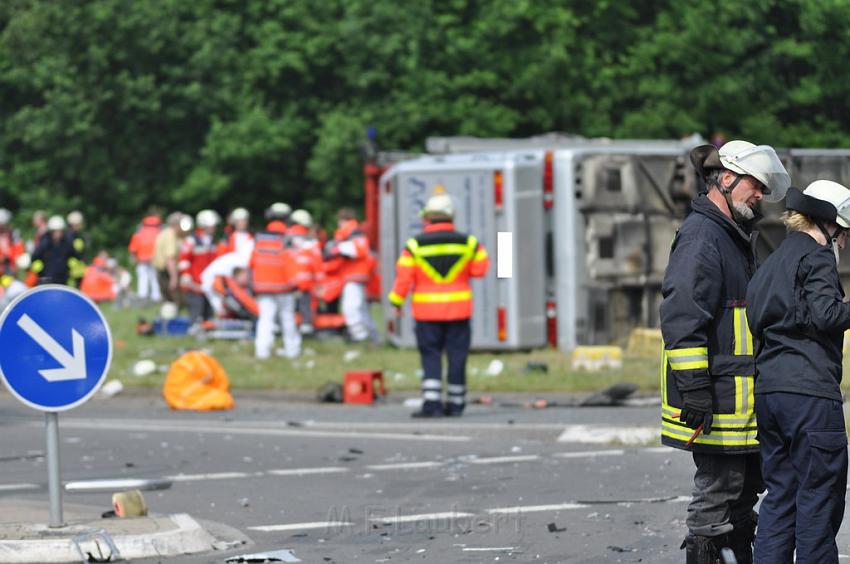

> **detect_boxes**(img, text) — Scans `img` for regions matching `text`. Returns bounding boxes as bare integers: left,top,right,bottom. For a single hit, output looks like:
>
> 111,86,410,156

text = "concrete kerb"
0,511,248,563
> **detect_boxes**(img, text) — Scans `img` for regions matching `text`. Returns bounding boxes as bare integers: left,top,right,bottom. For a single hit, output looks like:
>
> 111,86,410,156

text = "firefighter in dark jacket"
746,181,850,564
660,140,790,563
31,215,81,286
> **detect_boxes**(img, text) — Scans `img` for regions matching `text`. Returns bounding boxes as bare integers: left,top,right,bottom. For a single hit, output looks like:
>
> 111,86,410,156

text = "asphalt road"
1,393,849,563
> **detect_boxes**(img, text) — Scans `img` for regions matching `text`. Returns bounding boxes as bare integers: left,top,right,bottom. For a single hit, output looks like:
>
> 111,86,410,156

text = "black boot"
681,534,729,564
728,525,754,564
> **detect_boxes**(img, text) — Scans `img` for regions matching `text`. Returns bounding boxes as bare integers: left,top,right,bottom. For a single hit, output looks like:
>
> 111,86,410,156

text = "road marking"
497,231,512,278
487,503,588,515
463,547,519,552
165,472,252,482
249,522,353,532
367,461,445,471
0,483,39,492
644,446,673,454
267,467,349,476
553,449,625,459
557,425,656,445
372,512,475,524
53,419,472,443
468,455,541,465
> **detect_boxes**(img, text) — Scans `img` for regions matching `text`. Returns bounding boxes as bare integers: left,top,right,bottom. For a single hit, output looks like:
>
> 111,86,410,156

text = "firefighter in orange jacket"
289,209,321,334
128,212,162,302
327,208,375,342
388,191,489,417
250,212,300,359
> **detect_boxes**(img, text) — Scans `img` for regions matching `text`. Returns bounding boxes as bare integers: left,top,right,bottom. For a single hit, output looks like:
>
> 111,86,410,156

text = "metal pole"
45,412,63,527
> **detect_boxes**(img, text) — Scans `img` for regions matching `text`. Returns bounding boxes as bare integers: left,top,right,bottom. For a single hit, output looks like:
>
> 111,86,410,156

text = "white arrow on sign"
16,314,87,382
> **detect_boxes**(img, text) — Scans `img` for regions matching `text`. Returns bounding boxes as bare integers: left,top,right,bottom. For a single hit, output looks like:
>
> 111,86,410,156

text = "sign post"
0,285,113,527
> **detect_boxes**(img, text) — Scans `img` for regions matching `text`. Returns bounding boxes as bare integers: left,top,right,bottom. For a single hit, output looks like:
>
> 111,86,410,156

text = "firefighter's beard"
732,201,755,222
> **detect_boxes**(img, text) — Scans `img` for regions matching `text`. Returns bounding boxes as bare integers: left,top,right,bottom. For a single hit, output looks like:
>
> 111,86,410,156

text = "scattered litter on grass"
524,361,548,374
343,350,361,362
132,359,157,377
485,359,504,376
100,380,124,398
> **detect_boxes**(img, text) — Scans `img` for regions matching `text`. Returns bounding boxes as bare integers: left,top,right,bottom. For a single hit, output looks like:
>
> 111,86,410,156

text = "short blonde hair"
783,210,817,233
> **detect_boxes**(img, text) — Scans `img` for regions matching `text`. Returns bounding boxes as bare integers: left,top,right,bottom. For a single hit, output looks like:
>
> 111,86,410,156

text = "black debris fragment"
547,523,566,533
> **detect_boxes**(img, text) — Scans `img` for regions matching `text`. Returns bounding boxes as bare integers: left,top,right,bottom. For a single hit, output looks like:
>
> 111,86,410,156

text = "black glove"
679,388,713,435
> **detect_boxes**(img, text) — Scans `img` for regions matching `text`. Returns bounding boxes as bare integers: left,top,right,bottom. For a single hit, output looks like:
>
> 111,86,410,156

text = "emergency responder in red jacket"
0,209,24,272
219,207,254,258
289,209,321,334
129,212,162,302
250,209,300,359
327,208,375,342
388,190,489,417
179,210,220,321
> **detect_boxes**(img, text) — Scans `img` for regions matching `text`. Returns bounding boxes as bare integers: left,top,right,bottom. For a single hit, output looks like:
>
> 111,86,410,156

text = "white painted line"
643,446,673,454
267,467,349,477
554,449,624,459
463,547,519,552
372,512,474,524
65,478,171,492
367,461,445,471
249,521,353,532
557,425,656,445
54,419,472,442
497,232,513,278
165,472,251,482
468,455,540,465
487,503,589,515
0,483,39,492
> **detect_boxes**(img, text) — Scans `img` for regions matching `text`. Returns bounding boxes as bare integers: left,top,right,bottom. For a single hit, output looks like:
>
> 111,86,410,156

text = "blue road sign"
0,285,113,412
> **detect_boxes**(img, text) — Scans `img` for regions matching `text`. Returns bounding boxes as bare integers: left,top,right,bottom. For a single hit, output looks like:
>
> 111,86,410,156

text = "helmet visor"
721,145,790,202
836,195,850,228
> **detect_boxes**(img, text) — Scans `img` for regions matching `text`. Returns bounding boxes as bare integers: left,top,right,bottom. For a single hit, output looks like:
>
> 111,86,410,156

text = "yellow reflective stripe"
666,346,708,371
412,290,472,303
396,256,415,267
661,405,756,425
388,291,405,306
415,244,471,257
733,307,753,356
474,248,488,261
667,347,708,357
661,421,758,446
660,346,667,406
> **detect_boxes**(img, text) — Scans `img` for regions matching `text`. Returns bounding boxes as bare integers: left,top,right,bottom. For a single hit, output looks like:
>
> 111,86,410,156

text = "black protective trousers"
754,391,848,564
414,319,470,413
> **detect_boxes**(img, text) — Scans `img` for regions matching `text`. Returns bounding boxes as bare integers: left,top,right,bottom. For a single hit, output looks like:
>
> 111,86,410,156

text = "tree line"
1,0,848,250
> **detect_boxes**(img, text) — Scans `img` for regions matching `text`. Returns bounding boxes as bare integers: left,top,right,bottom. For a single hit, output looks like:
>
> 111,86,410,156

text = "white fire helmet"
691,140,791,202
290,209,313,228
802,180,850,228
421,186,454,219
266,202,291,220
67,210,84,226
0,208,11,226
47,215,66,231
196,209,220,229
229,207,250,224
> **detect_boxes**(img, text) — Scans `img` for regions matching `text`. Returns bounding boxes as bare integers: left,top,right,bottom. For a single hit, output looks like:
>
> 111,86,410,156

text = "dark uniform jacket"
32,233,80,286
747,231,848,402
660,195,759,453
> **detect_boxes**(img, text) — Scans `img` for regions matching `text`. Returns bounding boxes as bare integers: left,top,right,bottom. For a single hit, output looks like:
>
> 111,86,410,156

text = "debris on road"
547,522,566,533
225,549,302,563
100,379,124,398
579,382,638,407
112,489,147,517
316,381,343,403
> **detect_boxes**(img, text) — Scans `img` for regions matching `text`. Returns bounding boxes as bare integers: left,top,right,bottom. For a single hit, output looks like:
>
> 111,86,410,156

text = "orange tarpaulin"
162,351,234,411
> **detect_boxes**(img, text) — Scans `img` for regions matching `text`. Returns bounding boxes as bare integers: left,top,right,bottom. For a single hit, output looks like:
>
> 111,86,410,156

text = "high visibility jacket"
128,216,162,262
328,220,371,283
0,229,24,268
179,232,217,293
217,230,254,258
213,275,259,318
249,231,297,294
659,195,759,454
289,226,321,292
31,232,80,286
388,222,489,321
266,221,288,235
80,263,117,302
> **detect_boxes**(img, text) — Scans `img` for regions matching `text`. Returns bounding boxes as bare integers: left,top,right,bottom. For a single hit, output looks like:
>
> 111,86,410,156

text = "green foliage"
2,0,850,251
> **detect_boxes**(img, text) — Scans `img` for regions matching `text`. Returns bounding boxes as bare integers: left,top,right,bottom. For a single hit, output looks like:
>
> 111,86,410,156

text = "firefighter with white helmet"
388,187,490,417
289,209,320,334
661,140,790,562
747,180,850,562
179,210,220,321
221,207,254,259
31,215,80,285
265,202,291,232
